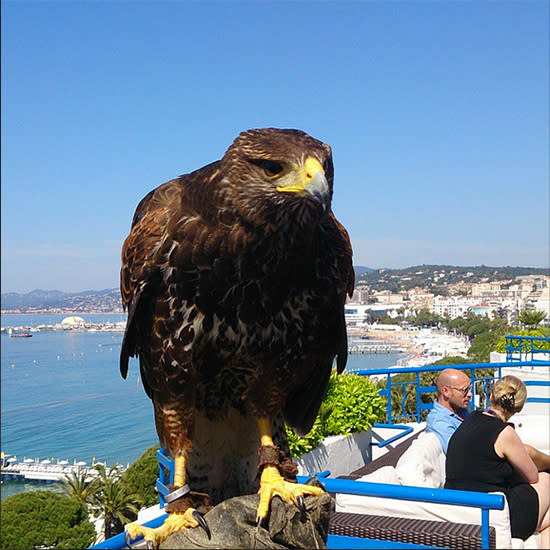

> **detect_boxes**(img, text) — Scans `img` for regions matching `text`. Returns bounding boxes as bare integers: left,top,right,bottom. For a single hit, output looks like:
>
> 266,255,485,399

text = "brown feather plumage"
120,128,353,501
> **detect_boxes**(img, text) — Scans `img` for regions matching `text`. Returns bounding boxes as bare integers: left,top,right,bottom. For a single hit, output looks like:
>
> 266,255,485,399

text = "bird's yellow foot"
256,463,324,525
125,508,209,549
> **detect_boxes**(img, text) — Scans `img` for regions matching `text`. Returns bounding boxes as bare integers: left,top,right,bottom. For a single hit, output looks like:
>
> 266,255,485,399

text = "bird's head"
221,128,334,226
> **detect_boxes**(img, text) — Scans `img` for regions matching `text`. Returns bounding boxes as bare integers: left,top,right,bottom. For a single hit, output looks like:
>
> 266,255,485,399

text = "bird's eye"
251,159,284,177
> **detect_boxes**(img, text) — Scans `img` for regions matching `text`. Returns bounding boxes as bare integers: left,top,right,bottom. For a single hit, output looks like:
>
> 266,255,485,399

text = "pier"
1,454,126,483
348,343,406,354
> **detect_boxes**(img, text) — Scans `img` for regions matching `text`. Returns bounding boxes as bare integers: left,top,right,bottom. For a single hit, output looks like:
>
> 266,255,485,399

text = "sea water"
1,313,406,499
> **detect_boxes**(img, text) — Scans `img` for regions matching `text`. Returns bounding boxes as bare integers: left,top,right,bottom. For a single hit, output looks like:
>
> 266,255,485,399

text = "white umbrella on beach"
76,460,87,466
40,459,51,464
58,459,69,465
23,458,34,463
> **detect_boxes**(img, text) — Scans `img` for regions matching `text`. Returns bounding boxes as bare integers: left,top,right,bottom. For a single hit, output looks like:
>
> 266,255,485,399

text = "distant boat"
7,328,32,338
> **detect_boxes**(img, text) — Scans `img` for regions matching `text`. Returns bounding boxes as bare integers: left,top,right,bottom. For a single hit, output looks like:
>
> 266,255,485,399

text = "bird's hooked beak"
276,157,330,212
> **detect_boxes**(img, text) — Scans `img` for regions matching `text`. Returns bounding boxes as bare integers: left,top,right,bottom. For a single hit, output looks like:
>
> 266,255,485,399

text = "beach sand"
366,328,424,362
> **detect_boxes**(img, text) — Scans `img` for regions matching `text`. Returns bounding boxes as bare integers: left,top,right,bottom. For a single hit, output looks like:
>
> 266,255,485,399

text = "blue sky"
2,1,549,293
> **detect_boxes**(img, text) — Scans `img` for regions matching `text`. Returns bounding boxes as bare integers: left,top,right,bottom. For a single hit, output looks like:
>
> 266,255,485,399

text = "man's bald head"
436,368,472,413
437,369,470,393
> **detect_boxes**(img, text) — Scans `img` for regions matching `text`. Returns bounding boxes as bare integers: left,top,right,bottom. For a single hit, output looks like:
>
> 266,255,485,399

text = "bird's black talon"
192,510,211,539
146,540,155,550
297,495,306,521
256,516,264,529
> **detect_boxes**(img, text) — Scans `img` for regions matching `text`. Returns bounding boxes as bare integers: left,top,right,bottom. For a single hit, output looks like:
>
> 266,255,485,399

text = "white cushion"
356,465,400,484
395,431,446,488
513,413,550,455
519,532,541,549
512,532,541,549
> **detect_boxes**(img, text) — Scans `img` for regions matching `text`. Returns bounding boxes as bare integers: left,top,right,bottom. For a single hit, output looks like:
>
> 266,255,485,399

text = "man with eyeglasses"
426,368,472,453
427,369,550,472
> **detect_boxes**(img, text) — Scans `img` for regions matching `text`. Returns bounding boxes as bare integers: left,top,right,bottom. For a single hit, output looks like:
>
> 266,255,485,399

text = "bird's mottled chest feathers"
159,216,336,345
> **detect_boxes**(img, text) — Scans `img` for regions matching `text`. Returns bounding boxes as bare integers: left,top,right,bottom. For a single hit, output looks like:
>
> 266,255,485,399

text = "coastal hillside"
354,266,375,276
357,265,549,293
1,288,123,313
1,265,547,313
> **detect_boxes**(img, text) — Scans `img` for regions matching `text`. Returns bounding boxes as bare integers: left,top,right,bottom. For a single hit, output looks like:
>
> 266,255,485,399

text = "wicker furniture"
330,511,496,550
327,430,508,549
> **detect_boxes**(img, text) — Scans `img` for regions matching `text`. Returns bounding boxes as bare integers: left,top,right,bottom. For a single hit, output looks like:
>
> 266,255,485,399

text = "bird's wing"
328,212,355,373
282,212,354,434
321,212,354,297
119,181,182,393
119,159,224,396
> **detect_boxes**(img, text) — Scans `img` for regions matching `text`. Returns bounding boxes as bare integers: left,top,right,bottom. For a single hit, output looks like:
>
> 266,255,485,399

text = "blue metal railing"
155,447,173,508
298,474,504,550
505,334,550,363
90,465,505,550
351,360,549,424
90,342,550,550
90,462,505,550
370,423,413,447
524,380,550,403
91,514,168,550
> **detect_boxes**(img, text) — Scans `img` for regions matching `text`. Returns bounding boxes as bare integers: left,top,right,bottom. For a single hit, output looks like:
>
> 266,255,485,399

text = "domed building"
60,316,86,330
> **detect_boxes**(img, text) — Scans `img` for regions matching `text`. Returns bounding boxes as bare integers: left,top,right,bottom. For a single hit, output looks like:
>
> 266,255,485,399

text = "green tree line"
1,451,158,550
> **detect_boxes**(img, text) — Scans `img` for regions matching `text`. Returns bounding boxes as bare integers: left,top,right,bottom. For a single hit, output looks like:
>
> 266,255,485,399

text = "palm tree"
91,479,143,539
89,463,143,539
57,469,95,506
92,462,123,485
518,309,547,330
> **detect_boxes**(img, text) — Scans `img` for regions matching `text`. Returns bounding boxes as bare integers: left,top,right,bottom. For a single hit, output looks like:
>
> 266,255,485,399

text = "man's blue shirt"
426,401,468,454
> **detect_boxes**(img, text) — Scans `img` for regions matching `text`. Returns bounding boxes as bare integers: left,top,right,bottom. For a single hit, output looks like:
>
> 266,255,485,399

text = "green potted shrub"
287,371,385,477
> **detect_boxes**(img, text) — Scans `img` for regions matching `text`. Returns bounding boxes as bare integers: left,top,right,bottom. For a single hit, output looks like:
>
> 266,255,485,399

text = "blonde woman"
445,376,549,546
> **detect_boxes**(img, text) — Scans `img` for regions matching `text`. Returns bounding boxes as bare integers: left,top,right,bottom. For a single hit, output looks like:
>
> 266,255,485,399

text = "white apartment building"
372,290,405,305
471,282,505,297
511,275,550,301
407,288,435,312
351,286,371,304
350,274,548,324
432,293,543,324
345,302,412,326
344,303,371,326
524,288,550,319
432,296,480,318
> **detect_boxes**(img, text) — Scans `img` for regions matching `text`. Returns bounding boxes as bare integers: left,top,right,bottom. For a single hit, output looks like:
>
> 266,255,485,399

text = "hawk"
121,128,354,547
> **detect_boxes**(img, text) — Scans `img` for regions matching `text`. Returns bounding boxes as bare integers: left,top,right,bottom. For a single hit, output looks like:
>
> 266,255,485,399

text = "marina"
1,320,126,335
348,342,407,354
1,454,126,483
